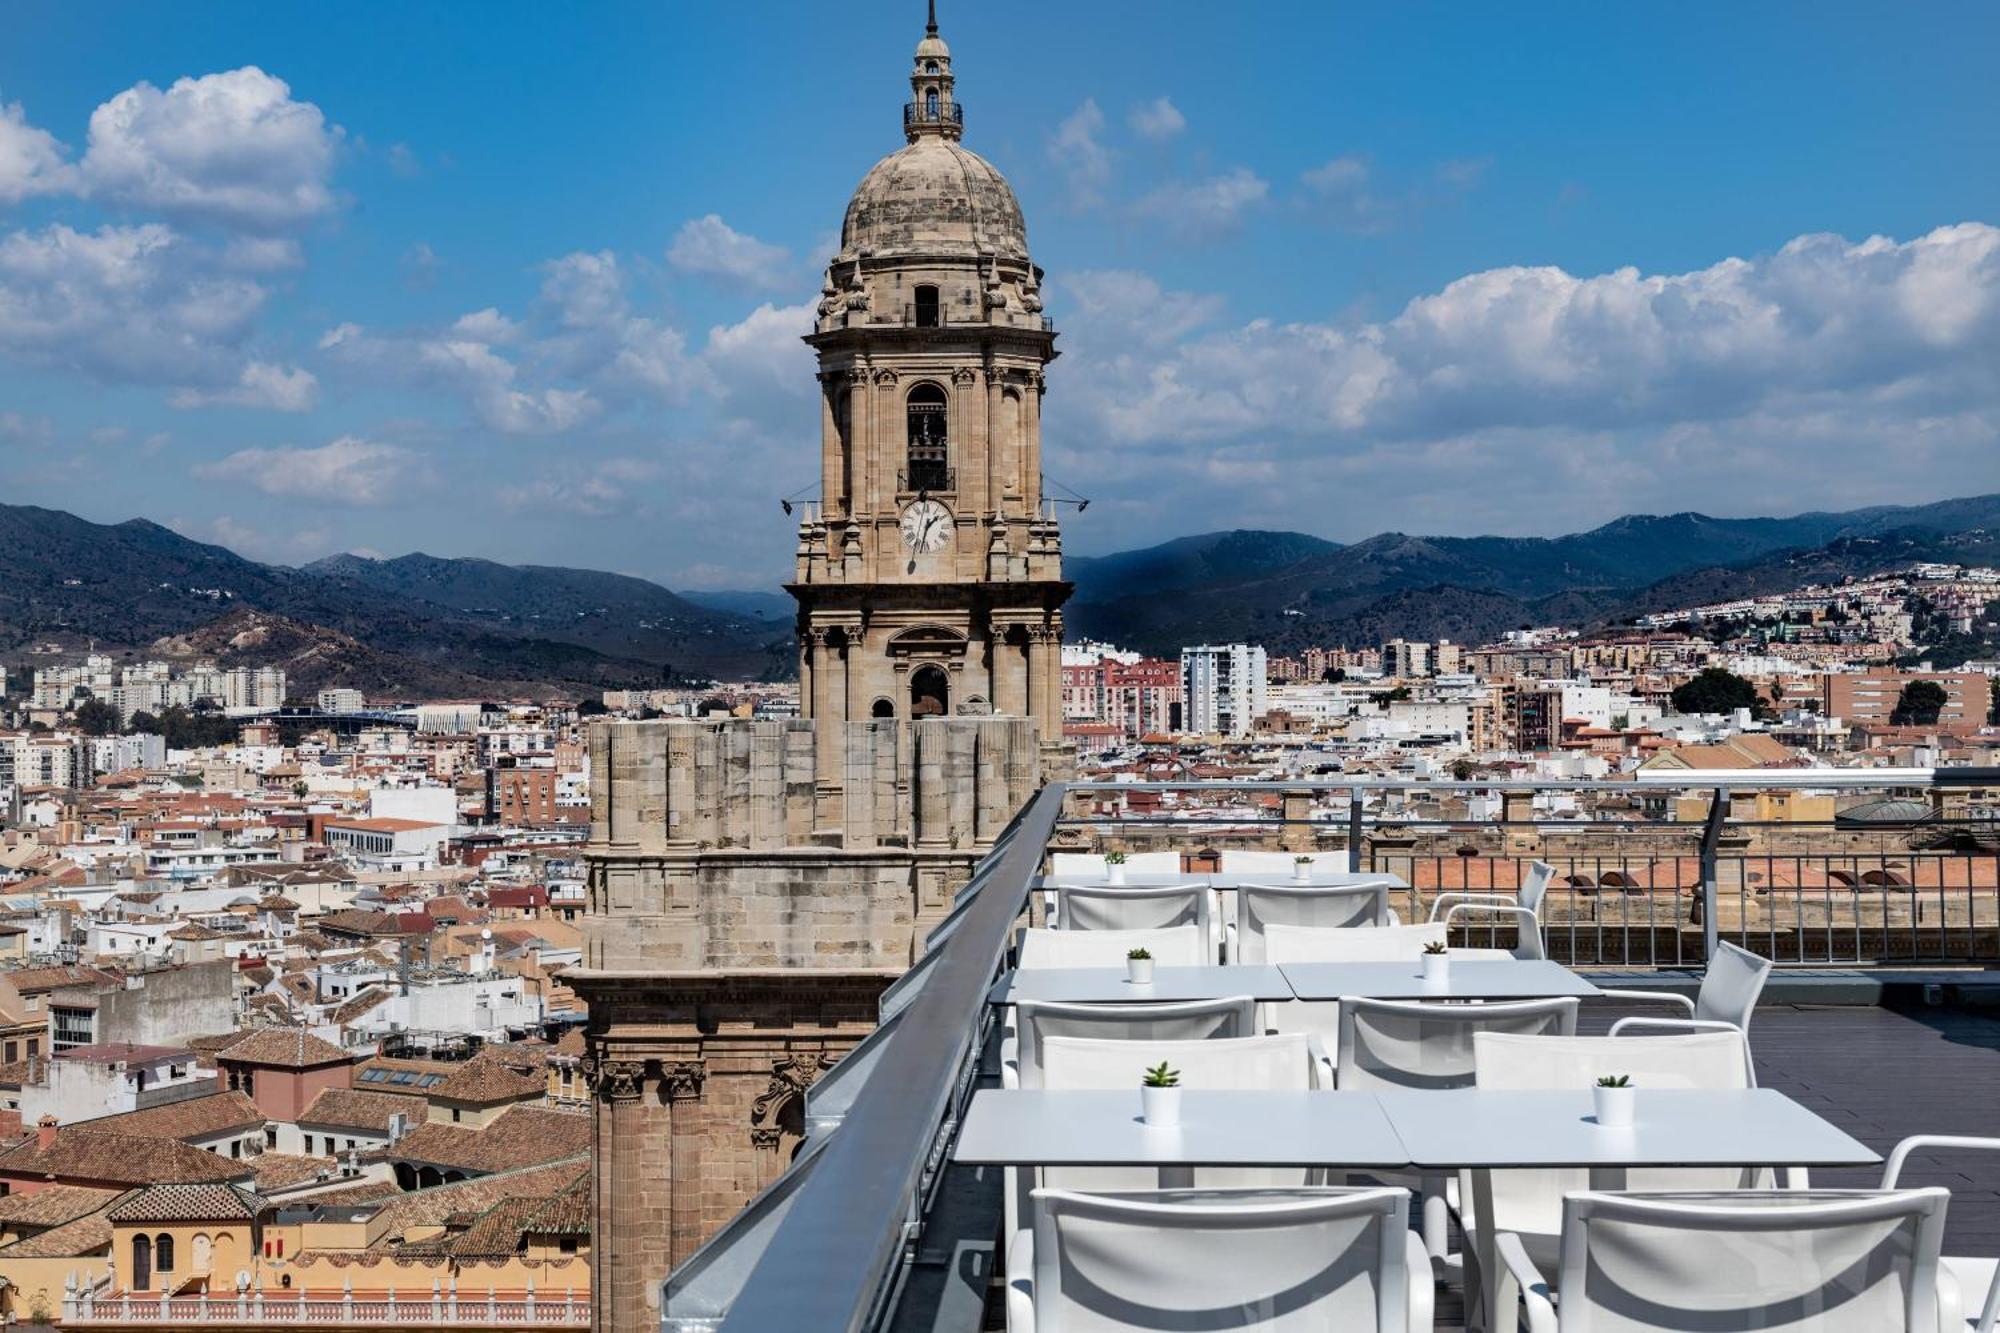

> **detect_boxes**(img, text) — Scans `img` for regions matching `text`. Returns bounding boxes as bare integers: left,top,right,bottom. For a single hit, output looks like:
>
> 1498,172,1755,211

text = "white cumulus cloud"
0,97,73,203
79,67,341,231
1127,97,1186,143
170,360,319,412
667,214,793,290
1134,166,1269,239
194,435,422,505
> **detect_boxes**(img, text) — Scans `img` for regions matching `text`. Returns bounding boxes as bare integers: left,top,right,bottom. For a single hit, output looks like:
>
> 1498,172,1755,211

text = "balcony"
64,1288,588,1327
904,101,965,129
659,768,2000,1332
898,464,955,494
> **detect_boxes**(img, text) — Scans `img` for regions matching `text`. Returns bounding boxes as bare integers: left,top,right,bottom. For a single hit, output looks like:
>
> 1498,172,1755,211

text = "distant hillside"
1066,495,2000,656
0,505,790,696
680,588,797,622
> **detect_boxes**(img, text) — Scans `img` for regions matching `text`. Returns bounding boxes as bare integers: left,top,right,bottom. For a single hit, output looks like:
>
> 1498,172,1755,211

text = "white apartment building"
1181,644,1268,738
318,688,366,714
224,665,287,713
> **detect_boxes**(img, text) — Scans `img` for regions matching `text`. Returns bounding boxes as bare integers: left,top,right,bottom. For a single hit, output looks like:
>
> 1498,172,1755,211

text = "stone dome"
840,136,1028,263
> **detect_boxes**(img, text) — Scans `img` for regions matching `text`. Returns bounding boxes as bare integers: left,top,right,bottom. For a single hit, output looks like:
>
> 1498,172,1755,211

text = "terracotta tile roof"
218,1028,351,1069
0,1182,119,1229
0,1199,119,1257
88,1089,266,1142
250,1153,343,1191
106,1182,262,1223
300,1088,422,1133
367,1158,590,1239
0,1128,248,1187
291,1177,404,1207
444,1178,591,1257
384,1106,590,1175
431,1060,544,1106
3,964,117,993
330,987,392,1025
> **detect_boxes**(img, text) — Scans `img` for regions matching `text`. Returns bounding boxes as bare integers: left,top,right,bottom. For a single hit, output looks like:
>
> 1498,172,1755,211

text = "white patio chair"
1232,881,1399,964
1009,1186,1434,1333
1000,997,1258,1244
1497,1188,1953,1333
1336,996,1579,1270
1007,996,1258,1090
1016,924,1207,970
1599,939,1773,1038
1882,1135,2000,1333
1429,859,1553,960
1460,1028,1769,1322
1055,883,1217,961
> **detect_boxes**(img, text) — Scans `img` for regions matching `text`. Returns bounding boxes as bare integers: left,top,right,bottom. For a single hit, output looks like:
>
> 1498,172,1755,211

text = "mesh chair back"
1237,883,1392,963
1696,940,1773,1032
1555,1189,1948,1332
1519,860,1555,915
1018,925,1206,970
1031,1187,1413,1333
1264,921,1447,964
1468,1030,1761,1243
1016,997,1257,1090
1040,1034,1321,1195
1338,996,1577,1092
1040,1032,1316,1092
1058,884,1210,936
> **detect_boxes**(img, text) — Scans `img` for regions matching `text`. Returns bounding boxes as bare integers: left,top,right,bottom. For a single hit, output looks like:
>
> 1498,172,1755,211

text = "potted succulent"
1126,946,1154,986
1292,854,1315,884
1140,1060,1182,1127
1104,849,1128,886
1594,1074,1635,1128
1421,938,1450,985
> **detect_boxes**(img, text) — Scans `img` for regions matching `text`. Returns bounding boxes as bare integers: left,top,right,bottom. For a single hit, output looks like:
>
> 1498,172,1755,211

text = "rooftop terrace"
660,768,2000,1333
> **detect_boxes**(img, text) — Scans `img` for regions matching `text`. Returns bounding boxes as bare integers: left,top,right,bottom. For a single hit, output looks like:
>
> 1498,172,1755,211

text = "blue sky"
2,1,1996,589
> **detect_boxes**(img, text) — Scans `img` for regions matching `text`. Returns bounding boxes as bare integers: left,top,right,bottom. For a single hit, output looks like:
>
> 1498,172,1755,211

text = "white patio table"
953,1088,1410,1171
1378,1086,1881,1330
1278,958,1601,1001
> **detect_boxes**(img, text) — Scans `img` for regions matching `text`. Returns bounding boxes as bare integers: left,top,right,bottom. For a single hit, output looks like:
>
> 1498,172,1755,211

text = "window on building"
926,88,939,118
451,1107,462,1123
905,382,949,491
914,284,940,329
154,1233,174,1273
265,1127,277,1150
3,1043,14,1064
230,1141,242,1158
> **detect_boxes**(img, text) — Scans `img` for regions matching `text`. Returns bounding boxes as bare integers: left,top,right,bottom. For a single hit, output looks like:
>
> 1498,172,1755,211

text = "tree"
1890,679,1948,727
1671,667,1768,719
1990,677,1999,726
1450,758,1475,781
73,698,122,736
1321,667,1347,683
577,698,609,716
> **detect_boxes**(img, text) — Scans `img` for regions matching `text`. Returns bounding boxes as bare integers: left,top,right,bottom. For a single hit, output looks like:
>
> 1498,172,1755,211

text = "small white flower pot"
1421,953,1450,986
1126,956,1154,985
1594,1085,1635,1129
1141,1084,1182,1127
1292,863,1313,883
1106,863,1127,886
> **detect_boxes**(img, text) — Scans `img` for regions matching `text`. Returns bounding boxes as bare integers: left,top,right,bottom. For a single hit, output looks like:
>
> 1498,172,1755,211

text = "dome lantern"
905,0,962,141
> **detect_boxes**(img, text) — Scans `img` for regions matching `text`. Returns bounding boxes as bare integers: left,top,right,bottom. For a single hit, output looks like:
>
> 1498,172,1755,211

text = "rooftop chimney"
36,1115,58,1152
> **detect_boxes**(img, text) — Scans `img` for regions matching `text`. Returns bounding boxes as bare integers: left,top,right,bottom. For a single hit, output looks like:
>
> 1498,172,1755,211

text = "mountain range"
0,493,1994,700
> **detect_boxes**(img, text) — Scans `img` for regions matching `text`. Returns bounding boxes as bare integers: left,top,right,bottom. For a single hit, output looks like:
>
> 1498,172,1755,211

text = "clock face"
900,498,953,554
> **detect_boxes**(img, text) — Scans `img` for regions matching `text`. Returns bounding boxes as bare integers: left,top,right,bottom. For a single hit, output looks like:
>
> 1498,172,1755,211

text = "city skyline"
2,1,1996,592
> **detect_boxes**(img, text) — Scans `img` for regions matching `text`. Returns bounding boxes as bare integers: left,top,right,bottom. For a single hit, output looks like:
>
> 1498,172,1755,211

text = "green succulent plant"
1142,1061,1180,1088
1597,1074,1632,1088
1422,940,1449,955
1127,947,1152,961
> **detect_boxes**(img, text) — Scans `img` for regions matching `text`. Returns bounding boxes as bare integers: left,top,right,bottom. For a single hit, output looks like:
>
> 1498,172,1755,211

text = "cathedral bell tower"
790,3,1069,752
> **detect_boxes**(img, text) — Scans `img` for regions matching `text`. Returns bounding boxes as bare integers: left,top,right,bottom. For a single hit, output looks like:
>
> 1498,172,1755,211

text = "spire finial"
926,0,938,36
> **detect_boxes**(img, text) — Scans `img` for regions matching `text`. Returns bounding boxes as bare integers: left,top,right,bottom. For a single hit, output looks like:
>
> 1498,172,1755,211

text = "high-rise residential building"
1181,644,1268,737
318,687,365,715
1381,638,1432,678
223,666,286,713
788,2,1067,745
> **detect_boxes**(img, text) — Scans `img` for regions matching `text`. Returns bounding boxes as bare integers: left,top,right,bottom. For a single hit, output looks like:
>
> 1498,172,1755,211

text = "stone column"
984,366,1004,515
606,726,639,852
662,1061,708,1268
914,720,948,847
591,1058,649,1333
1027,625,1056,739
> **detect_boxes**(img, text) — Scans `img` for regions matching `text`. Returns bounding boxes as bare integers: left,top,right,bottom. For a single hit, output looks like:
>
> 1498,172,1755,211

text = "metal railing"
661,767,1999,1333
65,1289,588,1326
896,465,954,494
903,101,964,128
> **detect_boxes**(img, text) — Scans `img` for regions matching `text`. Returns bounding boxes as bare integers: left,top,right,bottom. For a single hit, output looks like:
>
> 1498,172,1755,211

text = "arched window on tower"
913,285,940,329
905,382,949,492
911,665,950,718
926,88,940,118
